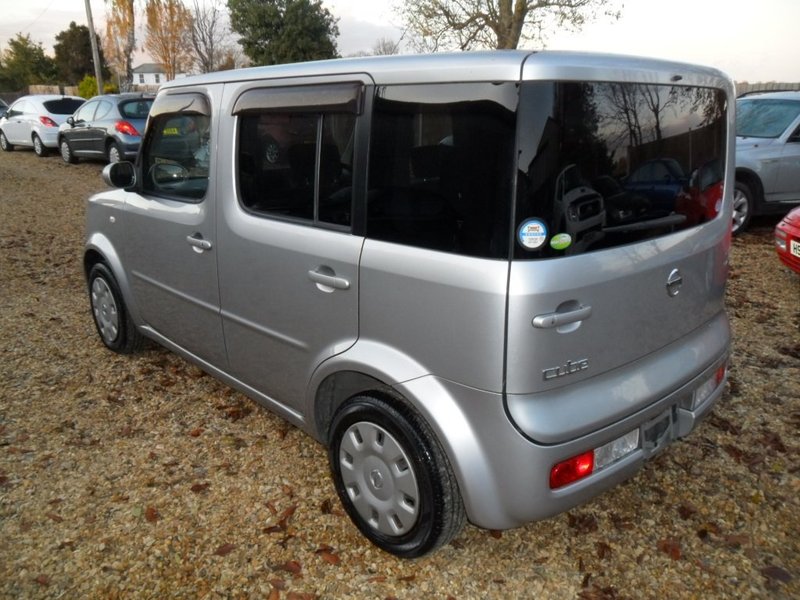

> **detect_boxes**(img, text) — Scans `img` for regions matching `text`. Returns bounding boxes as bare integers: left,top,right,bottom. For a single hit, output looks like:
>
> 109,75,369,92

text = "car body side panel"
358,240,509,393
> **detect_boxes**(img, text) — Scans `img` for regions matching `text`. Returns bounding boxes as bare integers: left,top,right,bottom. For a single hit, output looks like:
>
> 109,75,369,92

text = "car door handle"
308,268,350,290
532,305,592,329
186,234,212,251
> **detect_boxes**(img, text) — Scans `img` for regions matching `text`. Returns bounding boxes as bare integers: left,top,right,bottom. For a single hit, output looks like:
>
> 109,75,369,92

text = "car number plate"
791,239,800,258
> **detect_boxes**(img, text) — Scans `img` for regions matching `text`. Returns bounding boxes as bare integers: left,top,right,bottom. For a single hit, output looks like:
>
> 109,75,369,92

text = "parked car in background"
0,99,8,119
734,91,800,234
0,95,85,156
58,93,154,164
775,205,800,274
623,158,689,216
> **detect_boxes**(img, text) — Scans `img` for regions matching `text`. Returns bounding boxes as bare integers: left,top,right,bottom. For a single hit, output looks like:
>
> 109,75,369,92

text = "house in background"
132,63,166,91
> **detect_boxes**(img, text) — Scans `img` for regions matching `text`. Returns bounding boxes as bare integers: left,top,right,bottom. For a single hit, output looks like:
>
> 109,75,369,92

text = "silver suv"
734,91,800,233
85,51,733,557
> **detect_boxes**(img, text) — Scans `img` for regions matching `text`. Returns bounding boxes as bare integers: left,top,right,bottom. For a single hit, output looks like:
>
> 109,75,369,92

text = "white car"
0,94,85,157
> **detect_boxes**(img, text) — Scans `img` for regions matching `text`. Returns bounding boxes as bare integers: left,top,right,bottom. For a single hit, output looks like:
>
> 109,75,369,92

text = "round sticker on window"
550,233,572,251
518,219,548,250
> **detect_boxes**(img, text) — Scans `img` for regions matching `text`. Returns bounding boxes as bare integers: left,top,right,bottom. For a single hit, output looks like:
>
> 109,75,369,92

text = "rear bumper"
395,316,729,530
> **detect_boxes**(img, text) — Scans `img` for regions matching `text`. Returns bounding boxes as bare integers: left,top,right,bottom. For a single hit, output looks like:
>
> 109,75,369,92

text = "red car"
775,206,800,274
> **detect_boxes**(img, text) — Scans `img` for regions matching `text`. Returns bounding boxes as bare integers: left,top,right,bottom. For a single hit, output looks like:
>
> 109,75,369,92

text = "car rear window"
514,81,727,258
43,98,85,115
119,99,154,120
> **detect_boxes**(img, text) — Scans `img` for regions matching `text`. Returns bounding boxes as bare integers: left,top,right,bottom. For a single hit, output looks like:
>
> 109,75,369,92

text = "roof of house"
133,63,165,74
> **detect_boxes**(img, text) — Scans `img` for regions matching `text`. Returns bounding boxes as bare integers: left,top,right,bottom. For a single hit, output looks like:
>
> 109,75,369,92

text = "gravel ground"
0,148,798,599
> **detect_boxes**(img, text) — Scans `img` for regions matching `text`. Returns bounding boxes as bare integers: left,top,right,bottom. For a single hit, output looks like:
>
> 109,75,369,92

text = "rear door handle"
308,268,350,290
186,234,212,251
532,305,592,329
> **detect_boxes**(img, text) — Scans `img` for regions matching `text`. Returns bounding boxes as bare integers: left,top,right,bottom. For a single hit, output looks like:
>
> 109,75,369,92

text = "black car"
58,93,154,164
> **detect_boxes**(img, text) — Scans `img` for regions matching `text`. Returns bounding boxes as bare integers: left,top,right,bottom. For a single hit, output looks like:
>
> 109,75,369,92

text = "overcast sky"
0,0,797,83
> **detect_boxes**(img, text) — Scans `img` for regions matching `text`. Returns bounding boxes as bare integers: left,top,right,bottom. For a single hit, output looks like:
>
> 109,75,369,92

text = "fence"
736,82,800,96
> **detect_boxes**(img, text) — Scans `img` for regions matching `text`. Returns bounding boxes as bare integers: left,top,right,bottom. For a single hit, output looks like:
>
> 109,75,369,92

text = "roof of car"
159,50,731,92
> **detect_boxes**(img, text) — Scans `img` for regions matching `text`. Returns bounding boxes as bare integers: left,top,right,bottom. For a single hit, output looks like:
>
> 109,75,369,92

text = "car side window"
238,112,354,226
141,112,210,201
74,101,98,123
94,100,113,121
367,83,518,258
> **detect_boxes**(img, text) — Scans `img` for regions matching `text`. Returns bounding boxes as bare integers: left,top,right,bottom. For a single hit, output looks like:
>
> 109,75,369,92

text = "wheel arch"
735,168,765,211
84,234,140,324
309,344,502,527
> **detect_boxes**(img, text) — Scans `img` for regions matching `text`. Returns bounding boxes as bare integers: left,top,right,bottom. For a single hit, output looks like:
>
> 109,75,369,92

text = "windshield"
736,98,800,138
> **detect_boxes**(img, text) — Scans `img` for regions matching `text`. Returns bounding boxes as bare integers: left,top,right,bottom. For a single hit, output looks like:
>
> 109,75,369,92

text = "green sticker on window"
550,233,572,250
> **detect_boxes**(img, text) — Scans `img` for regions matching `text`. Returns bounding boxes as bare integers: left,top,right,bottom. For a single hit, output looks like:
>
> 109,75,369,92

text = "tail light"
39,116,58,127
115,121,141,136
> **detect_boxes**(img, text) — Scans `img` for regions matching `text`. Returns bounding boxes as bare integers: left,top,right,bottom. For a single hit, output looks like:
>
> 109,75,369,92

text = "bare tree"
400,0,621,52
103,0,136,91
189,0,230,73
144,0,194,80
372,37,401,56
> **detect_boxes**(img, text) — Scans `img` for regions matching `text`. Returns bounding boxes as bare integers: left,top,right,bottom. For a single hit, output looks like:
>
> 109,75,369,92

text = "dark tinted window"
119,98,154,119
238,112,355,227
43,98,85,114
367,83,517,258
515,82,726,258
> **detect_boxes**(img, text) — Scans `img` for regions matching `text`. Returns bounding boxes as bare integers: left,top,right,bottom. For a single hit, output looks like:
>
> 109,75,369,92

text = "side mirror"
102,161,136,189
67,116,75,126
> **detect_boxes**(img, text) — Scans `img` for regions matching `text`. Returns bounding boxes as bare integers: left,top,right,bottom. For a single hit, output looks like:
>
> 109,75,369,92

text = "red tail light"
550,451,594,489
39,116,58,127
115,120,141,136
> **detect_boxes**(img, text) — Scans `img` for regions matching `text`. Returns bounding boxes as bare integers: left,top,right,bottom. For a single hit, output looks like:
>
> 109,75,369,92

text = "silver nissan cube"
85,51,733,557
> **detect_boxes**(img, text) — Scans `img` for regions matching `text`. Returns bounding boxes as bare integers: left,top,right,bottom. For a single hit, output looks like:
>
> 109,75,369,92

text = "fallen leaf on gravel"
270,578,287,590
761,565,792,583
145,506,159,523
724,534,750,549
286,593,317,600
657,538,681,560
34,575,50,586
596,541,613,559
267,589,279,600
46,512,64,523
280,560,302,575
317,549,340,566
320,498,333,514
678,502,698,519
489,529,502,539
214,543,236,556
190,482,210,493
568,512,599,534
578,584,620,599
188,427,204,437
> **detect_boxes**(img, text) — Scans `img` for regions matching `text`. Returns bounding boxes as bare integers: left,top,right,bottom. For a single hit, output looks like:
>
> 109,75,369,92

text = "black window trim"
232,82,365,116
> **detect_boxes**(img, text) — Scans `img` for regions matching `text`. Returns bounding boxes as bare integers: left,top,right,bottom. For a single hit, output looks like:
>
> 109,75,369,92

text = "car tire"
328,395,466,558
60,138,77,164
732,181,753,235
0,131,13,152
107,142,122,164
32,134,48,157
88,263,145,354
